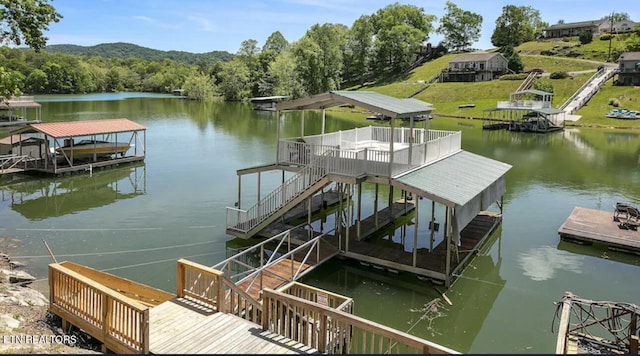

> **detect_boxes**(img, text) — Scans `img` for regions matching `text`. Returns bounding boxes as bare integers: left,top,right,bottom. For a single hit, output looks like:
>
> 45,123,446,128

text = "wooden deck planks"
558,206,640,253
149,299,317,354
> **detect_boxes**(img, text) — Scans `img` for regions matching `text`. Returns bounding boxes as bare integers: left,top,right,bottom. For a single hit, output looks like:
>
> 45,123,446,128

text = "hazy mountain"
44,42,233,65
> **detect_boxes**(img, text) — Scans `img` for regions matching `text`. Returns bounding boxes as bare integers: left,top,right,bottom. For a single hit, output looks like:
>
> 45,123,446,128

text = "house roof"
394,150,511,208
544,20,602,31
449,51,503,63
11,118,146,138
619,52,640,61
276,90,433,119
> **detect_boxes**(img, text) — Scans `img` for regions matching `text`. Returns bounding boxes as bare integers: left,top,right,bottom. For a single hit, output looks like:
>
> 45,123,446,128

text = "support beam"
237,175,242,209
413,197,419,267
357,183,362,240
276,110,281,163
346,184,351,253
374,183,379,228
300,110,305,137
445,207,452,287
430,200,435,251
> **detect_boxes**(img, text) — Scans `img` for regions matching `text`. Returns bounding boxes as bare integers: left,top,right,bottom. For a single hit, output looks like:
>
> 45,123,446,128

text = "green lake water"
1,93,639,353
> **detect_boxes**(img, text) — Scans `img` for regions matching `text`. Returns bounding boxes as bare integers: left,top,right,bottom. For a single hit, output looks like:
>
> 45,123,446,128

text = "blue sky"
45,0,638,53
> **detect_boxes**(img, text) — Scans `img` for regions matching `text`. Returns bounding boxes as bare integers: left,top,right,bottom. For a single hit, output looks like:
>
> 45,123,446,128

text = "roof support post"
445,206,452,287
356,183,362,240
345,183,351,253
237,175,242,210
430,200,435,251
276,110,281,163
412,196,419,267
300,110,305,137
374,183,379,229
409,117,414,166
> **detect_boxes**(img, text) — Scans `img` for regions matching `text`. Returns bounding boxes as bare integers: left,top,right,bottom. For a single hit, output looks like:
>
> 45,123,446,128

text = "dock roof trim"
11,118,146,138
395,150,512,208
276,91,433,119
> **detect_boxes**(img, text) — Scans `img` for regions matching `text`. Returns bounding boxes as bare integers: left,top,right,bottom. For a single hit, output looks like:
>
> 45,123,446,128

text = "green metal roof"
276,90,433,119
394,151,512,208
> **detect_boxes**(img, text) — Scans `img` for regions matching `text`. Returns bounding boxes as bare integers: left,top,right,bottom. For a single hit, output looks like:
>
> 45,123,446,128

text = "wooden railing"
262,289,458,354
49,263,149,354
0,154,29,172
176,259,262,323
277,281,354,314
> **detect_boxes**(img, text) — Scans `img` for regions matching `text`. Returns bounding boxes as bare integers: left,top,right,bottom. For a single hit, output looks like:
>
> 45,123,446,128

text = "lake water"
1,93,639,353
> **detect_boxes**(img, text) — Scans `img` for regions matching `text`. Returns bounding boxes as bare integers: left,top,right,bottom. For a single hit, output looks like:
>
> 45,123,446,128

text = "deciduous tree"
0,0,62,51
437,1,482,52
491,5,546,48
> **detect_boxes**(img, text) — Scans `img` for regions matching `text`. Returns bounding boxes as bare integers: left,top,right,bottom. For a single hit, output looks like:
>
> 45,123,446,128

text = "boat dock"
558,206,640,254
49,259,458,354
3,119,146,176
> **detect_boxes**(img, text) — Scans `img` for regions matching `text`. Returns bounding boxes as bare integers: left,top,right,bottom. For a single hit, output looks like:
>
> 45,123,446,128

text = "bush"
600,34,613,40
608,98,620,107
579,32,593,44
499,73,529,80
550,71,570,79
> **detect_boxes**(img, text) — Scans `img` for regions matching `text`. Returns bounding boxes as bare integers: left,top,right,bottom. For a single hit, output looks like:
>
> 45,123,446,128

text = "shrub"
579,32,593,44
608,98,620,107
499,73,529,80
600,34,613,40
550,71,570,79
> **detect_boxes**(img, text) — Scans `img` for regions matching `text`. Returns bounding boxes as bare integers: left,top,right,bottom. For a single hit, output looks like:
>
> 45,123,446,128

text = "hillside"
44,42,233,65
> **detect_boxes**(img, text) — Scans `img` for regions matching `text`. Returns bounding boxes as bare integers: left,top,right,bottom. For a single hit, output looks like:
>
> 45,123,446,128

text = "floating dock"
558,206,640,254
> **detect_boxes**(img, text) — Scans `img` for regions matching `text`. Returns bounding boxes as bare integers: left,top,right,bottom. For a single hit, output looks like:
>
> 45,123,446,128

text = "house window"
480,63,485,70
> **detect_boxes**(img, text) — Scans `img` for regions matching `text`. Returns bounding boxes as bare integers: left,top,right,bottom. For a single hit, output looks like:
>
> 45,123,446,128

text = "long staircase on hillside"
560,65,619,116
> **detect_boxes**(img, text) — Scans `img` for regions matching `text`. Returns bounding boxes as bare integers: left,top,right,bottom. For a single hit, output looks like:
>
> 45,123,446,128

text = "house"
439,52,508,83
617,52,640,86
543,19,637,39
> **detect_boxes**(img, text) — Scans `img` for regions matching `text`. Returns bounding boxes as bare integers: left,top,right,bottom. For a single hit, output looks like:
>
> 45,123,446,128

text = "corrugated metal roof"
276,90,433,119
395,151,512,207
513,89,553,97
12,118,146,138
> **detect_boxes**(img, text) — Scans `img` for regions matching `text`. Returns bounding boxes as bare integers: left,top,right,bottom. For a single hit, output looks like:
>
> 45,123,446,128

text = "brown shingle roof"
12,118,146,138
450,52,502,63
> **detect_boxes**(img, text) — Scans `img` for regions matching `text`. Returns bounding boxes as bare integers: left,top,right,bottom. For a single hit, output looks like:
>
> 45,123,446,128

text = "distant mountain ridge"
44,42,233,65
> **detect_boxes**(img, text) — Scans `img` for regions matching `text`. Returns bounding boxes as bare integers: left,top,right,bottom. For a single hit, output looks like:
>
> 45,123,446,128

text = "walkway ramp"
149,298,316,354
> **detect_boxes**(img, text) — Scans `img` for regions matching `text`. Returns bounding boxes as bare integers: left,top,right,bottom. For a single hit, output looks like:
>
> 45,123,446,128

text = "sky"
44,0,639,53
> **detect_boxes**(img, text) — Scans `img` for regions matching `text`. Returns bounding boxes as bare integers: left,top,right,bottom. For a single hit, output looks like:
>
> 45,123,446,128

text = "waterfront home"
439,52,508,82
543,19,637,38
617,52,640,86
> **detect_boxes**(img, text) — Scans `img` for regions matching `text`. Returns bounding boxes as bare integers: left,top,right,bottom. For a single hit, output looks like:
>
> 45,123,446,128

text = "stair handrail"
227,150,330,233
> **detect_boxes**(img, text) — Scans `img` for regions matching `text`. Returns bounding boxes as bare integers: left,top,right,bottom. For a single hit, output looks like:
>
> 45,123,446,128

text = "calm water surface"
1,93,639,353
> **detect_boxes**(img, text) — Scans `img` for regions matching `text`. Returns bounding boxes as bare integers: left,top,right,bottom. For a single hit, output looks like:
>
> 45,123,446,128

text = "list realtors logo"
2,334,77,345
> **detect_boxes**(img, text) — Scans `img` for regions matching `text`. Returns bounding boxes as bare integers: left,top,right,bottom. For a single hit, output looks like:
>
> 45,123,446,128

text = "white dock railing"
226,127,461,234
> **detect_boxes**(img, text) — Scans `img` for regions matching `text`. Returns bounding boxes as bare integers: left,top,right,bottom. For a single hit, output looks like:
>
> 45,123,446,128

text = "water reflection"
557,240,640,267
1,164,146,220
518,245,584,281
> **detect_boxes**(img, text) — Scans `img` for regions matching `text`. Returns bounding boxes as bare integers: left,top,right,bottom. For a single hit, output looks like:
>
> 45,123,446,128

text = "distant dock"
558,206,640,254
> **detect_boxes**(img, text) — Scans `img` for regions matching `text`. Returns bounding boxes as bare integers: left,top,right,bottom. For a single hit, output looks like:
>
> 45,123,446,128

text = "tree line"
0,1,635,102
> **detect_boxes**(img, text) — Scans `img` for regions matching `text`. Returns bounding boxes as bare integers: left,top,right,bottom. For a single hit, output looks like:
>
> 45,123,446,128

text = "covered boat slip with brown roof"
9,118,146,175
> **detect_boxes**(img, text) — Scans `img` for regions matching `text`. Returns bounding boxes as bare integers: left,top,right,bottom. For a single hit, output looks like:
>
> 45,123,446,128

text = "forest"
0,1,635,102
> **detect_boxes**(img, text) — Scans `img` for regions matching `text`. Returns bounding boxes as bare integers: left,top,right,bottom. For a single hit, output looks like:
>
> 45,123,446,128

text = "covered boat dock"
7,118,146,175
227,90,512,286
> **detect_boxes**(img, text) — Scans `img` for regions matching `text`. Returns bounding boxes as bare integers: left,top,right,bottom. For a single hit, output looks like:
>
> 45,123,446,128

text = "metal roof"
544,20,601,31
394,151,512,208
512,89,553,97
11,118,146,138
276,90,433,119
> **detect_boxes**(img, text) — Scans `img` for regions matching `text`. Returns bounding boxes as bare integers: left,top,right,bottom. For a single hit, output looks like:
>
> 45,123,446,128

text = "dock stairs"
226,153,333,238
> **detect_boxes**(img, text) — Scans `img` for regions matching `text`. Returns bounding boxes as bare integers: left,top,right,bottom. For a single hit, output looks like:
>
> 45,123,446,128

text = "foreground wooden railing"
277,281,354,314
262,288,458,354
49,263,149,354
176,259,262,323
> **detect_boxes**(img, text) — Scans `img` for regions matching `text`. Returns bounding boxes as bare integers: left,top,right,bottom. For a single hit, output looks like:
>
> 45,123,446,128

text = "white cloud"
518,246,583,281
186,16,214,32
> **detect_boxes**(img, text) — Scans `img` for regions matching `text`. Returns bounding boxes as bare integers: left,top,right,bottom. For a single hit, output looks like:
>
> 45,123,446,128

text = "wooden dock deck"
558,206,640,254
149,298,316,354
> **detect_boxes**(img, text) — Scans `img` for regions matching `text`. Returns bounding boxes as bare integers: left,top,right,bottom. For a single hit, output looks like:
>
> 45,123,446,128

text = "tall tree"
292,23,347,95
0,0,62,51
437,1,482,52
343,15,374,85
602,12,630,23
491,5,545,48
369,3,436,77
263,31,288,54
217,58,251,101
